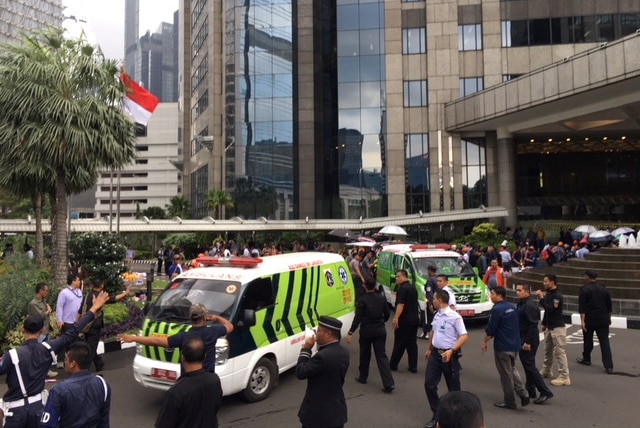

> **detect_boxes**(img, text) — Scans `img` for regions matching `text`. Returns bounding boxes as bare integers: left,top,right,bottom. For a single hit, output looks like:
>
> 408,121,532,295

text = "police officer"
423,289,468,428
40,342,111,427
0,292,109,428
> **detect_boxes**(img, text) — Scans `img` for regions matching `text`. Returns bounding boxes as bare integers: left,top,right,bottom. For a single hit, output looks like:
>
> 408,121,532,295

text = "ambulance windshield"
148,278,240,322
413,257,475,278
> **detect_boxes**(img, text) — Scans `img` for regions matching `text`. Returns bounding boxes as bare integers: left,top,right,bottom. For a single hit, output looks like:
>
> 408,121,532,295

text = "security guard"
423,289,468,428
0,292,109,428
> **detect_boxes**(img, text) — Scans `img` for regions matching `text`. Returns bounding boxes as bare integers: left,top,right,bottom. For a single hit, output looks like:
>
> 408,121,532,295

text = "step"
595,247,640,256
565,259,640,270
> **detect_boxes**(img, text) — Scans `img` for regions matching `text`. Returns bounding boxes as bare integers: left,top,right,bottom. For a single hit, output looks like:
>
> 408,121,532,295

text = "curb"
98,340,136,355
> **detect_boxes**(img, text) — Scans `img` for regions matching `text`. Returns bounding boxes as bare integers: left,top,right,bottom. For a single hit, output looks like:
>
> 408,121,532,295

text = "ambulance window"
242,278,275,311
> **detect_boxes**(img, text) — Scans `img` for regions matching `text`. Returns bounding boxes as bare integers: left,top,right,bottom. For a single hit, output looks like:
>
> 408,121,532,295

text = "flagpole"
109,170,114,234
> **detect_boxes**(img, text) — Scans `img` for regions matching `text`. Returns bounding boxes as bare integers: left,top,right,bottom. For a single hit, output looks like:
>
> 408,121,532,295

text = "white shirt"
442,285,457,309
431,306,467,350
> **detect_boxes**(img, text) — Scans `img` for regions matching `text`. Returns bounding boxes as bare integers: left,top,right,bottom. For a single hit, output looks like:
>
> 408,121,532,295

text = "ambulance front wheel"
243,357,277,402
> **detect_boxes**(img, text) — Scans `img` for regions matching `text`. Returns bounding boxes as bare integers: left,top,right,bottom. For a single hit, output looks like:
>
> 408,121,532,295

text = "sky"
62,0,178,61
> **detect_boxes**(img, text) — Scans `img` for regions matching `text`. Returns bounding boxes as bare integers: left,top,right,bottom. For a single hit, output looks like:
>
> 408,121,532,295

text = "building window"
402,28,426,54
190,165,208,218
405,134,430,214
461,139,487,209
459,77,484,97
502,74,523,82
458,24,482,51
403,80,428,107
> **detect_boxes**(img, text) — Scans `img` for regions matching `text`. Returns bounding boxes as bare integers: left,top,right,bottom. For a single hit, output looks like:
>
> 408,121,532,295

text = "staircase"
508,248,640,319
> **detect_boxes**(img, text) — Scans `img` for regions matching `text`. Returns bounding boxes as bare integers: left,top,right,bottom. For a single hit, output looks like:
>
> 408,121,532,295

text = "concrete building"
178,0,640,230
94,103,180,218
124,0,178,102
0,0,63,44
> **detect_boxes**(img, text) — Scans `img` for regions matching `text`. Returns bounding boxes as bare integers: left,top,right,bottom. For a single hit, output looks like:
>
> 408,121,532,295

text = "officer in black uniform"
347,281,395,393
0,292,109,428
390,269,420,373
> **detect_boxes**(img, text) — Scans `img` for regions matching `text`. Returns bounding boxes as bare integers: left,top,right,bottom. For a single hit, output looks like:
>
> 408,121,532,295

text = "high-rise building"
179,0,640,228
124,0,178,102
0,0,63,44
94,103,181,218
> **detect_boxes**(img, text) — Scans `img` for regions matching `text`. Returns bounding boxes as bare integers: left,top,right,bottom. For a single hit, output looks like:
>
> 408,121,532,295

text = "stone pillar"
496,128,517,229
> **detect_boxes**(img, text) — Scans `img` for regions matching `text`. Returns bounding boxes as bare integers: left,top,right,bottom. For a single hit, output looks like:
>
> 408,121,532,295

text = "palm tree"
166,196,191,219
0,29,137,286
206,189,234,219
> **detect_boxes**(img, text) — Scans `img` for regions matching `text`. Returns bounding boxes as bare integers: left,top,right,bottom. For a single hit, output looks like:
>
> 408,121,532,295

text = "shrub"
103,302,130,325
69,233,128,294
163,233,198,252
0,254,51,348
101,300,145,340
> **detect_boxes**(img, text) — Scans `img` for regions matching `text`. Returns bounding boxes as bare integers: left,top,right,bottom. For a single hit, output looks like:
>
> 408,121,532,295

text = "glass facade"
502,13,640,47
225,0,294,220
461,139,487,209
405,134,430,214
337,0,386,219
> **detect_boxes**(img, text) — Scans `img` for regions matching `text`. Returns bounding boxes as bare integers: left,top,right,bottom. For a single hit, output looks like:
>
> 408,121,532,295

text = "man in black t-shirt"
389,269,419,373
155,336,222,428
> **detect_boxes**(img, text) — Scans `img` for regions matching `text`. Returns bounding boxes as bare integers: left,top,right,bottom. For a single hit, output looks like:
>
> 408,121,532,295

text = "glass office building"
180,0,640,227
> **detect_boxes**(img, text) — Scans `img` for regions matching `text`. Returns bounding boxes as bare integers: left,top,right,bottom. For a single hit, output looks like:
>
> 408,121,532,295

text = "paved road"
2,322,638,428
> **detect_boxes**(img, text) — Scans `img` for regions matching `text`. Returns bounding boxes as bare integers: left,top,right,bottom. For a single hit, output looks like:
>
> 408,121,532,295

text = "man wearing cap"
536,274,571,386
296,316,349,428
423,289,468,428
577,271,614,374
0,292,109,428
119,304,233,374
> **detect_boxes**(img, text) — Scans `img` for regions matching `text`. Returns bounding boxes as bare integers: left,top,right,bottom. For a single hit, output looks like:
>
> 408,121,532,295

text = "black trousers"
157,257,163,274
518,342,552,397
582,326,614,369
389,323,418,371
425,351,461,420
358,333,394,389
419,307,434,335
84,329,104,371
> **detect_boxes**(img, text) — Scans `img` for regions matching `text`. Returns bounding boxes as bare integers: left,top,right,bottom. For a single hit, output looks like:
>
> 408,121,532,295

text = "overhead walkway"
0,206,508,234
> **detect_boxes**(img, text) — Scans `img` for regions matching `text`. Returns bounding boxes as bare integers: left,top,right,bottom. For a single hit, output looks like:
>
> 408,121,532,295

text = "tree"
166,196,191,219
0,29,137,287
206,189,234,219
141,206,166,219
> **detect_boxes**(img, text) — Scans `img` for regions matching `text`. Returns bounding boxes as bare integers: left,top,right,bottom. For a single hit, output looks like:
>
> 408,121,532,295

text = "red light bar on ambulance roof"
196,256,262,268
410,244,451,251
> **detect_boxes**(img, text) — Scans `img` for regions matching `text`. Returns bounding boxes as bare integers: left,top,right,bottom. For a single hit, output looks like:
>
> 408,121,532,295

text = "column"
496,128,517,229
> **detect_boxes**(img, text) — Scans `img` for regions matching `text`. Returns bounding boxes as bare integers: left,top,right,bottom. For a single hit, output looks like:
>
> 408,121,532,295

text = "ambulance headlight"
215,338,229,365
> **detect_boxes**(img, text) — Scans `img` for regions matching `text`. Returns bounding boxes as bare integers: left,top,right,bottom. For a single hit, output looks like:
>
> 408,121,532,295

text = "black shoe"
576,357,591,366
354,377,367,384
382,385,395,393
527,390,537,399
494,402,517,410
520,395,530,407
409,368,418,373
534,394,553,404
606,368,614,374
424,419,437,428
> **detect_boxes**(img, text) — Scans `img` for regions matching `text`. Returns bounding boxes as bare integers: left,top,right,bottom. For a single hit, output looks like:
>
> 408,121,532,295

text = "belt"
5,393,42,409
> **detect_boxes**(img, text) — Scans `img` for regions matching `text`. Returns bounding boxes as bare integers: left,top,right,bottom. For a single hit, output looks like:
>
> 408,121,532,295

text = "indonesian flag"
120,72,159,126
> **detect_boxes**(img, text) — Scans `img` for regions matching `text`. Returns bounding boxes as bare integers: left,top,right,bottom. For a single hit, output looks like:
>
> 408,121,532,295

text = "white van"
131,252,356,402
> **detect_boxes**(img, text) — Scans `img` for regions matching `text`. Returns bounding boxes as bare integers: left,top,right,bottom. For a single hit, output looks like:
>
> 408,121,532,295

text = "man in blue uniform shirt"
423,289,468,428
40,342,110,428
481,287,529,410
0,292,109,428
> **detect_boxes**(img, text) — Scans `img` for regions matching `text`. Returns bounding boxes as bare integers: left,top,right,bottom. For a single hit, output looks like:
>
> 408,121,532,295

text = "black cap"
584,270,598,279
23,315,44,333
318,316,342,332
